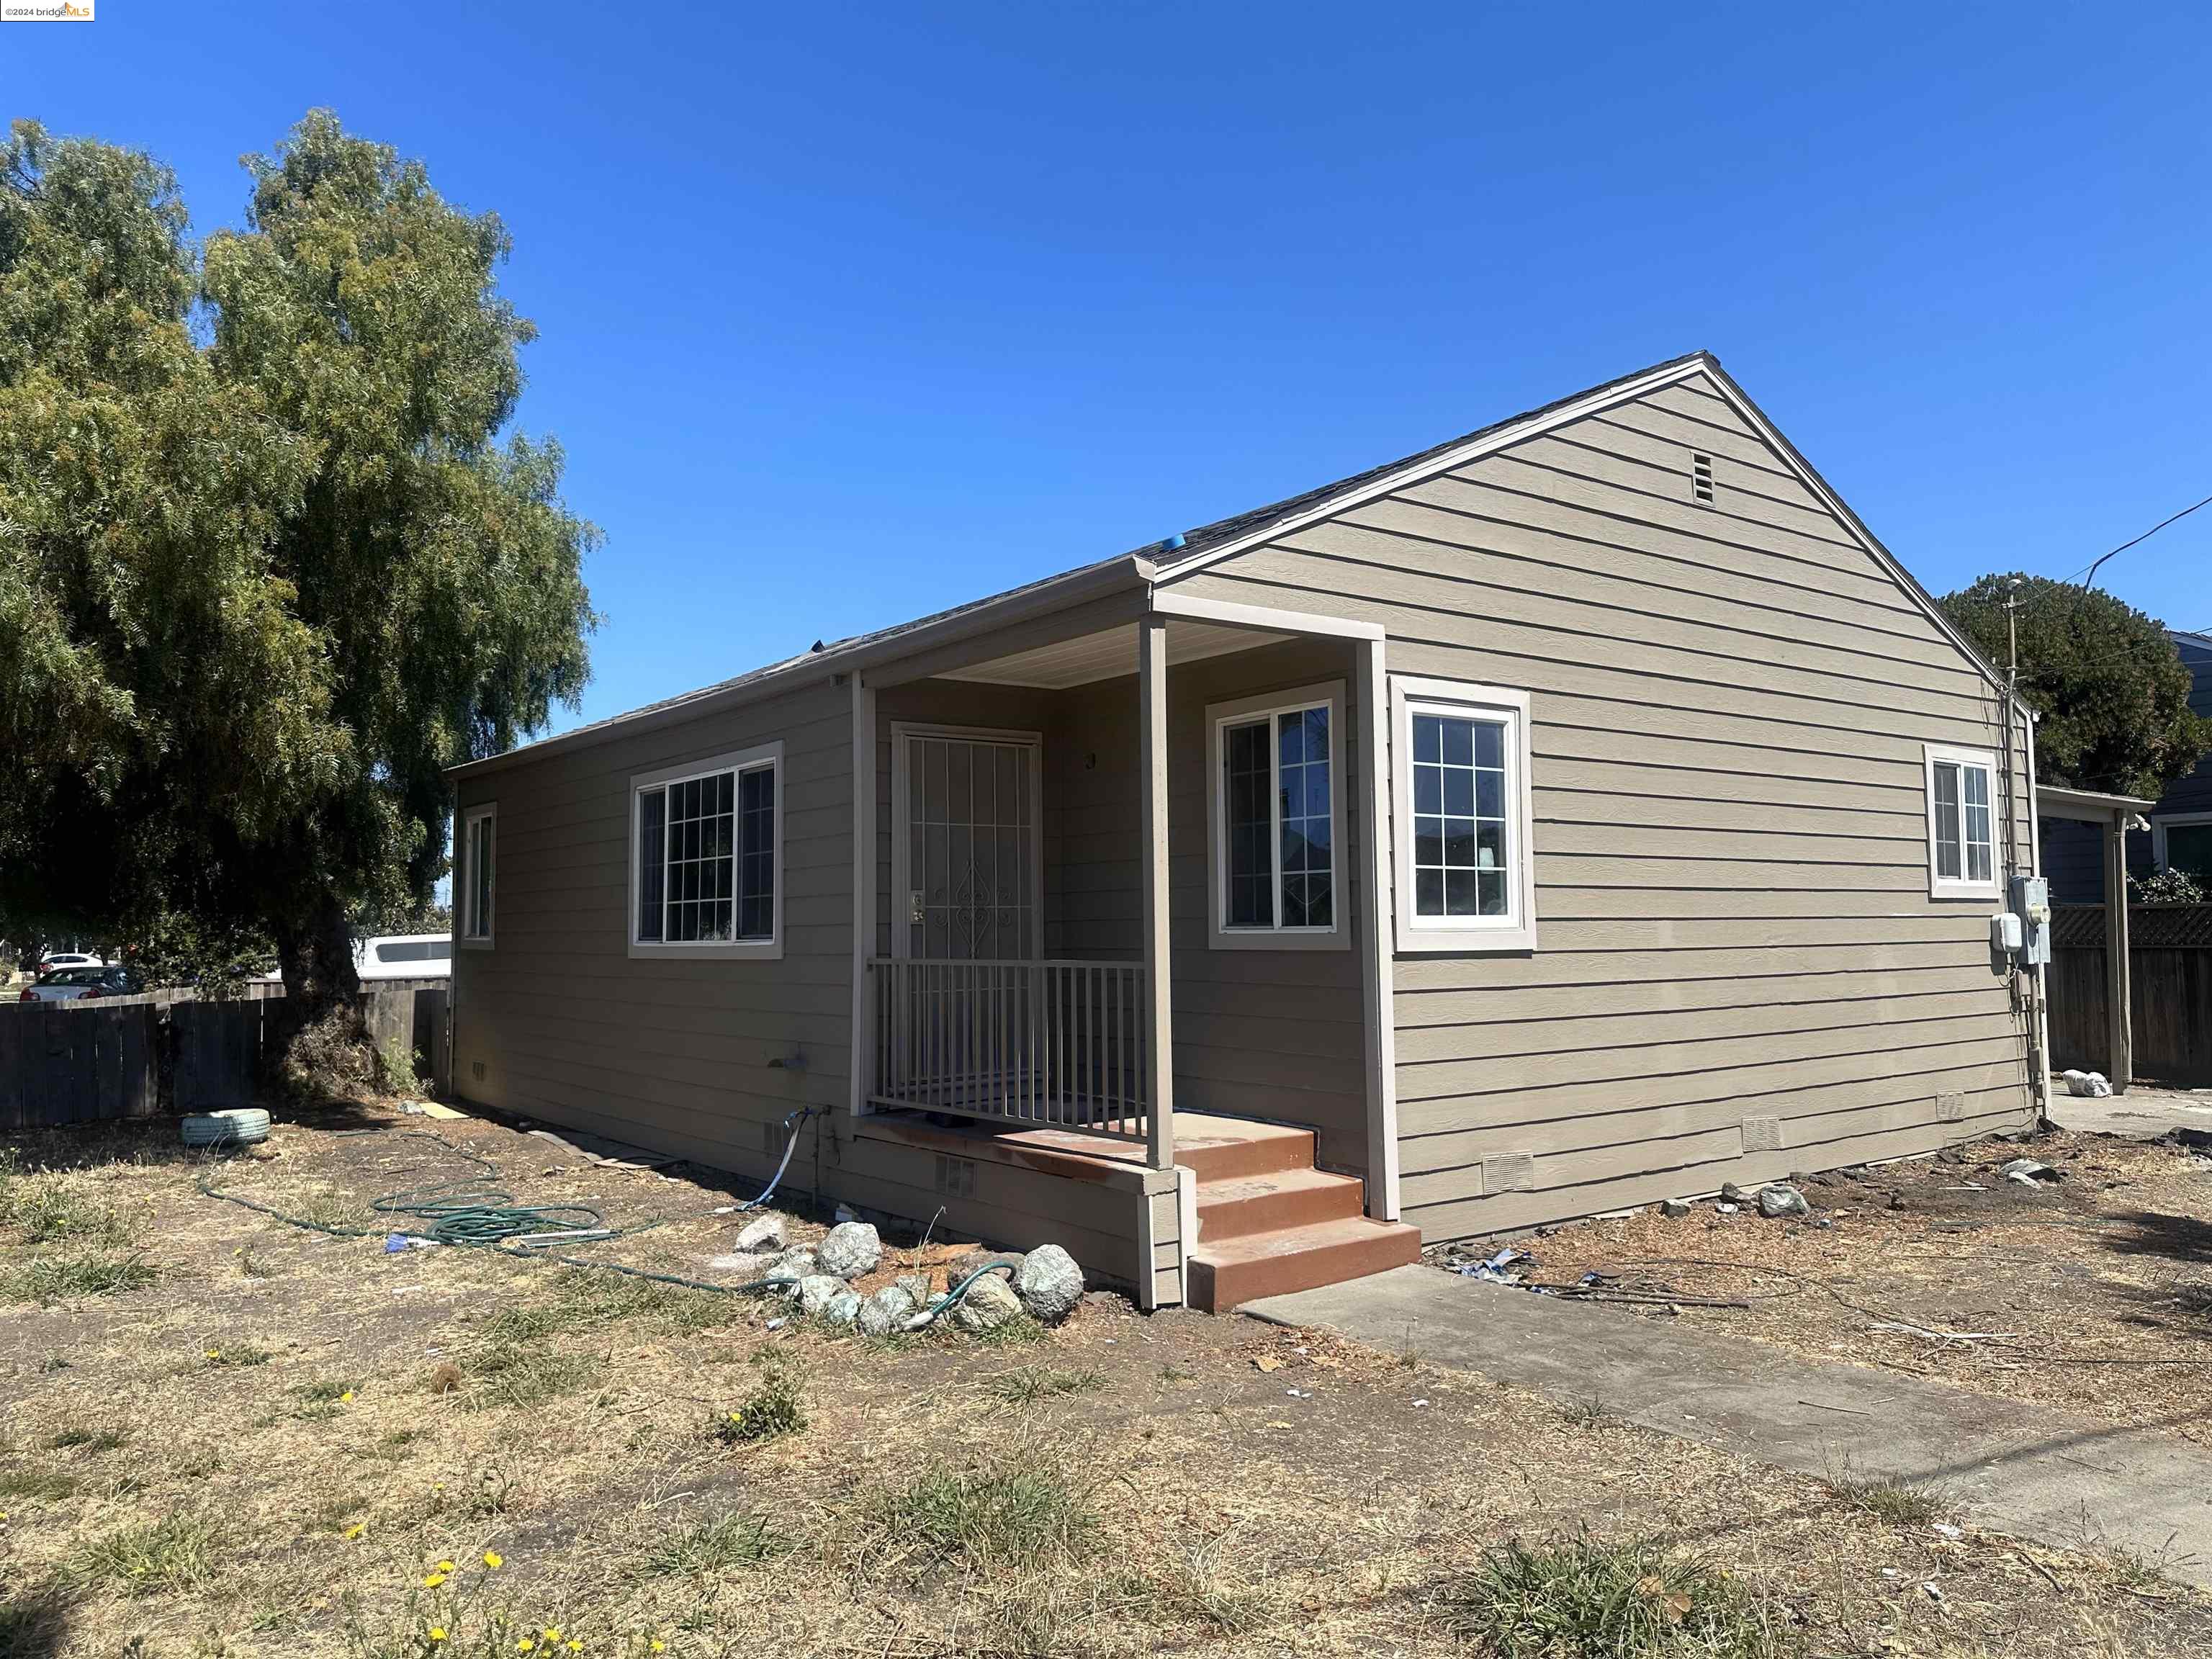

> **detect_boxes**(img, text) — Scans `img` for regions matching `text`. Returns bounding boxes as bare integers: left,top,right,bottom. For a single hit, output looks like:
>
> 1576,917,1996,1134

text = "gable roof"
453,349,2013,779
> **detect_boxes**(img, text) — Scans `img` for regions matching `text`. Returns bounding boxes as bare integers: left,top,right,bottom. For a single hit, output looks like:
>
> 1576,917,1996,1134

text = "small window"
629,743,783,958
2154,814,2212,882
1205,682,1347,950
459,804,495,947
1923,745,2000,898
1691,452,1714,503
1390,678,1537,953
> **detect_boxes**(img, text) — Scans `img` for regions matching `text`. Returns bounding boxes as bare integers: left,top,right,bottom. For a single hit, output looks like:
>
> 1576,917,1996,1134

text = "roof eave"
447,552,1156,781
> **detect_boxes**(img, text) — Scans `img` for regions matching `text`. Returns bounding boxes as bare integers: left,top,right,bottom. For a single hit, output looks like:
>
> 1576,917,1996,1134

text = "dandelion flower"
423,1573,447,1588
650,1643,665,1654
483,1550,503,1569
339,1390,355,1403
428,1629,448,1644
541,1629,561,1643
566,1642,582,1653
517,1642,534,1653
344,1524,367,1541
206,1349,221,1360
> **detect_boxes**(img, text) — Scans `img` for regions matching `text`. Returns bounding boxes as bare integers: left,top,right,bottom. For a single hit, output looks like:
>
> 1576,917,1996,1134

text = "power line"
2073,491,2212,587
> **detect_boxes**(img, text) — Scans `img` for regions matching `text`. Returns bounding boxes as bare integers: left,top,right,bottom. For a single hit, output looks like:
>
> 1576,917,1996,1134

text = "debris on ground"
2063,1069,2114,1097
734,1213,786,1253
1999,1158,2060,1185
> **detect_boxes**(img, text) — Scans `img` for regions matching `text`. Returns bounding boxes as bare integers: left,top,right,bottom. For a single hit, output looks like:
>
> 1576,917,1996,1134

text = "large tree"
0,112,593,1028
1940,575,2211,799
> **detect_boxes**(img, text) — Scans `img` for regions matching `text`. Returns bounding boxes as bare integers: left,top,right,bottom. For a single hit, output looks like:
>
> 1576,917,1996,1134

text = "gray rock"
824,1288,861,1326
858,1283,918,1337
1757,1183,1810,1219
797,1274,847,1316
950,1272,1023,1333
894,1272,932,1306
1719,1181,1748,1204
1659,1199,1691,1218
1015,1244,1084,1323
768,1246,818,1293
818,1221,882,1279
734,1214,786,1254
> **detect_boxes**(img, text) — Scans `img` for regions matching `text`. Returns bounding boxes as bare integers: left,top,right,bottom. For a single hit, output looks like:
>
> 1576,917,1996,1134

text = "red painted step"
1187,1214,1424,1313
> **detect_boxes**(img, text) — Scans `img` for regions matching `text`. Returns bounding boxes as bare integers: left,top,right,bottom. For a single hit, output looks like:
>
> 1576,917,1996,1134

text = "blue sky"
14,3,2212,739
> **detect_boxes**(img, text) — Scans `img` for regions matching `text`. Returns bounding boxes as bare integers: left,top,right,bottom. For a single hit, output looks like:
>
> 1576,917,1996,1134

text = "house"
446,351,2047,1313
2039,629,2212,902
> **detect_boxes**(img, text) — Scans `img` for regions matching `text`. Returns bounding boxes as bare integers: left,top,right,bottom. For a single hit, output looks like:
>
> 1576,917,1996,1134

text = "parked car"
37,951,104,973
19,965,142,1003
355,934,451,982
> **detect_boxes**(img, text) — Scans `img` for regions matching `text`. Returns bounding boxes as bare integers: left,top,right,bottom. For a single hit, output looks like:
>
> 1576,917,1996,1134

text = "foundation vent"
1482,1151,1537,1194
1741,1115,1784,1152
1936,1092,1967,1123
471,1059,486,1082
1691,451,1714,503
934,1154,976,1198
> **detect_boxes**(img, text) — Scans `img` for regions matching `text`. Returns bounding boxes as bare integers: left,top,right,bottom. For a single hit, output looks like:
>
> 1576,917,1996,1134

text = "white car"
354,934,452,981
38,951,104,972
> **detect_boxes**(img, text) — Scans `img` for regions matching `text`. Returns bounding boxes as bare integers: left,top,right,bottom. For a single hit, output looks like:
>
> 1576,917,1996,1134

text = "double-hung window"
629,742,783,958
1206,681,1346,949
1390,678,1537,952
459,804,495,948
1923,745,1999,898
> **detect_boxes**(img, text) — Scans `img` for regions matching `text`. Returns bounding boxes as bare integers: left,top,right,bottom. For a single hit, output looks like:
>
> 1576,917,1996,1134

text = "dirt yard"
1442,1125,2212,1447
4,1102,2210,1659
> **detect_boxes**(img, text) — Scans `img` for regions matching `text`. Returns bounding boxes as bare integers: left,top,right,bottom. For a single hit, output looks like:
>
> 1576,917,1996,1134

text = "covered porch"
843,589,1413,1308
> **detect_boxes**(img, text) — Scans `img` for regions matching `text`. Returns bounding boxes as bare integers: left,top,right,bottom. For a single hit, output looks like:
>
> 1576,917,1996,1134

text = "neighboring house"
2039,629,2212,901
446,351,2044,1313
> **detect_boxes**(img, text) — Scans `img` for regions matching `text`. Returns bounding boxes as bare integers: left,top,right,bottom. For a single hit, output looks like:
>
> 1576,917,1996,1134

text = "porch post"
1355,637,1401,1220
850,673,877,1115
2105,810,2132,1094
1138,617,1175,1169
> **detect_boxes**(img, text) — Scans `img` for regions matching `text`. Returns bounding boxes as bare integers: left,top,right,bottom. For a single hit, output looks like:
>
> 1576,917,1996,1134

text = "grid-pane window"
1926,749,1997,894
1216,699,1333,935
1411,713,1509,918
1223,719,1272,928
633,760,776,945
1278,708,1332,928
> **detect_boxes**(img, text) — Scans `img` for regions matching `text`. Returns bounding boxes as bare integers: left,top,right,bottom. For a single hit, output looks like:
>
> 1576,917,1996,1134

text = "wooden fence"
0,979,450,1135
2049,903,2212,1087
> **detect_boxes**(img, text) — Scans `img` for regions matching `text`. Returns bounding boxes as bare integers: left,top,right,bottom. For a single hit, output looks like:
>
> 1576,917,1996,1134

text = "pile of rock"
731,1216,1084,1336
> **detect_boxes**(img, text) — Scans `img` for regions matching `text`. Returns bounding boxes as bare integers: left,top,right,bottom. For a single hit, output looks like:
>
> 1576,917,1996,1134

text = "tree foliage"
0,112,593,1015
1939,575,2212,799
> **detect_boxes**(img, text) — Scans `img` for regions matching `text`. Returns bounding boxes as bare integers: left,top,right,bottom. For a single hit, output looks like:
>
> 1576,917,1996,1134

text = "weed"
1827,1469,1951,1528
46,1426,125,1452
1448,1533,1789,1658
467,1461,520,1517
204,1344,274,1368
518,1267,743,1337
0,1177,125,1246
0,1251,156,1303
959,1313,1048,1349
642,1510,793,1576
36,1355,71,1374
68,1513,218,1596
234,1245,276,1280
712,1368,806,1444
984,1365,1107,1404
291,1377,354,1403
863,1452,1100,1573
1559,1394,1612,1430
0,1465,77,1502
466,1334,601,1411
1141,1528,1269,1634
1159,1362,1195,1383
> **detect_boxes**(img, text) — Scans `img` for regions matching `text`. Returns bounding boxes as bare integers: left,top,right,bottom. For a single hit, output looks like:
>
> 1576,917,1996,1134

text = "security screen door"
896,730,1040,962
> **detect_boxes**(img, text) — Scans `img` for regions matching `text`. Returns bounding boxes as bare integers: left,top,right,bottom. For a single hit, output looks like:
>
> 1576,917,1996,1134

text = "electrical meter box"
2008,874,2052,967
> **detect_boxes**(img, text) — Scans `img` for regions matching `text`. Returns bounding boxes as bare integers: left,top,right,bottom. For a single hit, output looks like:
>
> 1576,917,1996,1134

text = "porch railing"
868,957,1150,1143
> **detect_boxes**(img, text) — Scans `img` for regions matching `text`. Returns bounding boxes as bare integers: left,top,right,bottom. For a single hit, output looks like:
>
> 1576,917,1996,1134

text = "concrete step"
1187,1215,1424,1313
1195,1165,1366,1242
1173,1116,1318,1182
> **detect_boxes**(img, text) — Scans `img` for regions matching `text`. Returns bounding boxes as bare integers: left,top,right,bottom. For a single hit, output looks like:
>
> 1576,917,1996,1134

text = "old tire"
180,1108,270,1148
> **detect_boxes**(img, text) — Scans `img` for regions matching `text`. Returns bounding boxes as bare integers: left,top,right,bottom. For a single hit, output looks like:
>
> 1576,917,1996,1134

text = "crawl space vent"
1691,452,1715,504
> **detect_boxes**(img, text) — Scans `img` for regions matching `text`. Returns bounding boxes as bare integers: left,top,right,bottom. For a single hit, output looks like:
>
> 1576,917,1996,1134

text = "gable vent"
1690,452,1714,504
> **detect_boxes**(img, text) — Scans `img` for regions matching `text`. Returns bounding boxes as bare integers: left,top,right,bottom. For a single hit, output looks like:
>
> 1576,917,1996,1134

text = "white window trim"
627,741,784,961
2152,810,2212,872
458,802,495,950
1390,676,1537,954
1205,680,1349,952
1923,742,2002,900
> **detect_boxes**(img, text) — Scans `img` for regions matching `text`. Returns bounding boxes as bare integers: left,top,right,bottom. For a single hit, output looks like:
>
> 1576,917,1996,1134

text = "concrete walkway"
1247,1264,2212,1587
2048,1084,2212,1141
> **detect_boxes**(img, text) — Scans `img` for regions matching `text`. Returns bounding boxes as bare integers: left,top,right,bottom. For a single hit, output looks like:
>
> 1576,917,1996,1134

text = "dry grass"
1493,1127,2212,1442
1,1105,2208,1658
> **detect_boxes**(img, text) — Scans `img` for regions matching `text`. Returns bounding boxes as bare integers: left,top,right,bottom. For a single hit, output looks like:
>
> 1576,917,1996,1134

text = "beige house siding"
451,676,855,1184
1161,369,2038,1240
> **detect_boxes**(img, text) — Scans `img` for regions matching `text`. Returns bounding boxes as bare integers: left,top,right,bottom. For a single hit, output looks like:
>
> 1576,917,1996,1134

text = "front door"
893,728,1041,963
